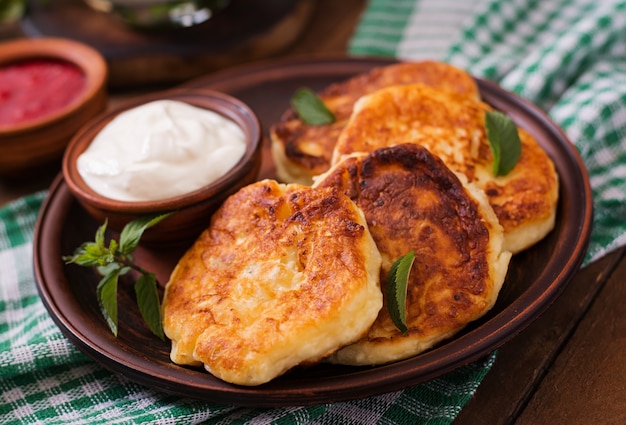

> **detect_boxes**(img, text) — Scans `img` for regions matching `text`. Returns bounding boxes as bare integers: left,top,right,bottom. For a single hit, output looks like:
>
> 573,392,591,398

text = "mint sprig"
291,87,335,125
485,110,522,176
386,251,415,335
64,213,171,340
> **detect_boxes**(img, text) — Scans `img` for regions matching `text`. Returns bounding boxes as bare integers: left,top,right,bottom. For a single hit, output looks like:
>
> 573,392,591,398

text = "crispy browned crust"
162,180,382,384
332,83,559,253
314,144,511,365
270,61,480,183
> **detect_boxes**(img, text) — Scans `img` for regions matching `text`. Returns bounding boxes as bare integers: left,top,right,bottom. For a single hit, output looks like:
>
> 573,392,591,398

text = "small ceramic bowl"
62,88,263,246
0,37,108,178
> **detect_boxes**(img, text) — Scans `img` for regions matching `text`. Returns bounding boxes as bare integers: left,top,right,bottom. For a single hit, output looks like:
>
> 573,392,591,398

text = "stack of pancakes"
162,61,559,385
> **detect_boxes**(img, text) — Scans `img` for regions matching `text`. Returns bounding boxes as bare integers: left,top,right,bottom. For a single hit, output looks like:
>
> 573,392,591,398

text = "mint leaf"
135,273,165,341
97,267,122,337
386,251,415,335
64,221,115,267
64,241,113,267
485,110,522,176
119,212,171,254
97,262,121,277
95,220,107,249
64,243,105,267
66,213,174,340
291,87,335,125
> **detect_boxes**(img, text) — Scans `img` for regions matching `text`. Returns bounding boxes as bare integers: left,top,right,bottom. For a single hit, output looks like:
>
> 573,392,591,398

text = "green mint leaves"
134,271,164,340
386,251,415,335
291,87,335,125
97,265,124,337
64,213,171,340
485,110,522,176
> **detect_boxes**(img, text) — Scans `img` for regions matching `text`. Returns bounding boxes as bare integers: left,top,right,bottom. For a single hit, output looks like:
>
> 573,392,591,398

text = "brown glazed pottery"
34,57,592,406
0,37,108,178
62,88,262,246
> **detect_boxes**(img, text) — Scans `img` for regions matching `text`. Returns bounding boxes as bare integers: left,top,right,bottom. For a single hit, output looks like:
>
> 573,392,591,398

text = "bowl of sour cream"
62,88,262,245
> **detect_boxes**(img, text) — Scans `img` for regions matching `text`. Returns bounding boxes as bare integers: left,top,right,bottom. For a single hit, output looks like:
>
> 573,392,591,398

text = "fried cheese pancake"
332,83,559,254
313,144,511,365
162,180,382,385
270,61,480,185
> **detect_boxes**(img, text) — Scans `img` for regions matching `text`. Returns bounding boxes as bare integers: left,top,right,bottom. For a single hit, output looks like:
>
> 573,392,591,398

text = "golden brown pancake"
332,83,559,254
313,144,511,365
162,180,382,385
270,61,480,185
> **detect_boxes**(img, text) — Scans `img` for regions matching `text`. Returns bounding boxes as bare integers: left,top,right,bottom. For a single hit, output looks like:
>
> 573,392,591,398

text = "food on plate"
77,99,247,202
160,61,559,382
331,83,559,254
270,61,480,185
161,180,382,385
313,144,511,365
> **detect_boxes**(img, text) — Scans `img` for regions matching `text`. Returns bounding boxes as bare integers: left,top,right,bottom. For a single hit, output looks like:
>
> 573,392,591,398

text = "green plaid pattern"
3,0,626,423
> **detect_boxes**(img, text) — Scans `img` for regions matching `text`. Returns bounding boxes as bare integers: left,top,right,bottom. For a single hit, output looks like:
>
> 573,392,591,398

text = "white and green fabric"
2,0,626,423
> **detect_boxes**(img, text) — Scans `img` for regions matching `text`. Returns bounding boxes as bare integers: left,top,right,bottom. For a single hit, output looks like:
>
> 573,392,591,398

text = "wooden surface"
2,1,626,422
455,247,626,425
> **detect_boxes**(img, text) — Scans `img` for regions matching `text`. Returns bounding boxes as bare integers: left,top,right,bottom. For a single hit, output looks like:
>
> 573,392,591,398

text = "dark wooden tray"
33,56,592,406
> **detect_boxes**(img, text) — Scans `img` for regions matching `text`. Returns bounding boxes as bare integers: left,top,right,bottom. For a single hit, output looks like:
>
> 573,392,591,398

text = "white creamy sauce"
77,99,246,202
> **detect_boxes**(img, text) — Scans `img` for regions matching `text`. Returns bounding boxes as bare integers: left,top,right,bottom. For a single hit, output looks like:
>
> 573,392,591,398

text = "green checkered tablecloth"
2,0,626,423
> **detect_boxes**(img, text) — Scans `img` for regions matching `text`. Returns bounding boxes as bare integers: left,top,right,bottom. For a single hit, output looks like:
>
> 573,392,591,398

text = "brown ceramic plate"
33,56,592,407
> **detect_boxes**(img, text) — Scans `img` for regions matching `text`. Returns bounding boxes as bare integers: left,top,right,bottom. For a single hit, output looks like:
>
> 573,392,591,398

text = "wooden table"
2,1,625,423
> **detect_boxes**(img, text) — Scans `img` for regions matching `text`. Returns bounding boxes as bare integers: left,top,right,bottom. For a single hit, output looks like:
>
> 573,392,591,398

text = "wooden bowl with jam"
0,37,108,178
62,88,263,246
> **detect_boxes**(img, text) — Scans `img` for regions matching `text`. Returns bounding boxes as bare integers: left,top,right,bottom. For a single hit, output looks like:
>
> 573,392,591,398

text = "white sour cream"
77,99,247,202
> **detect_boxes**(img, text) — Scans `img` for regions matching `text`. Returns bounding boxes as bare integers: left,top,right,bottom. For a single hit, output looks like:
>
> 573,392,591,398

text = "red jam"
0,59,86,129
